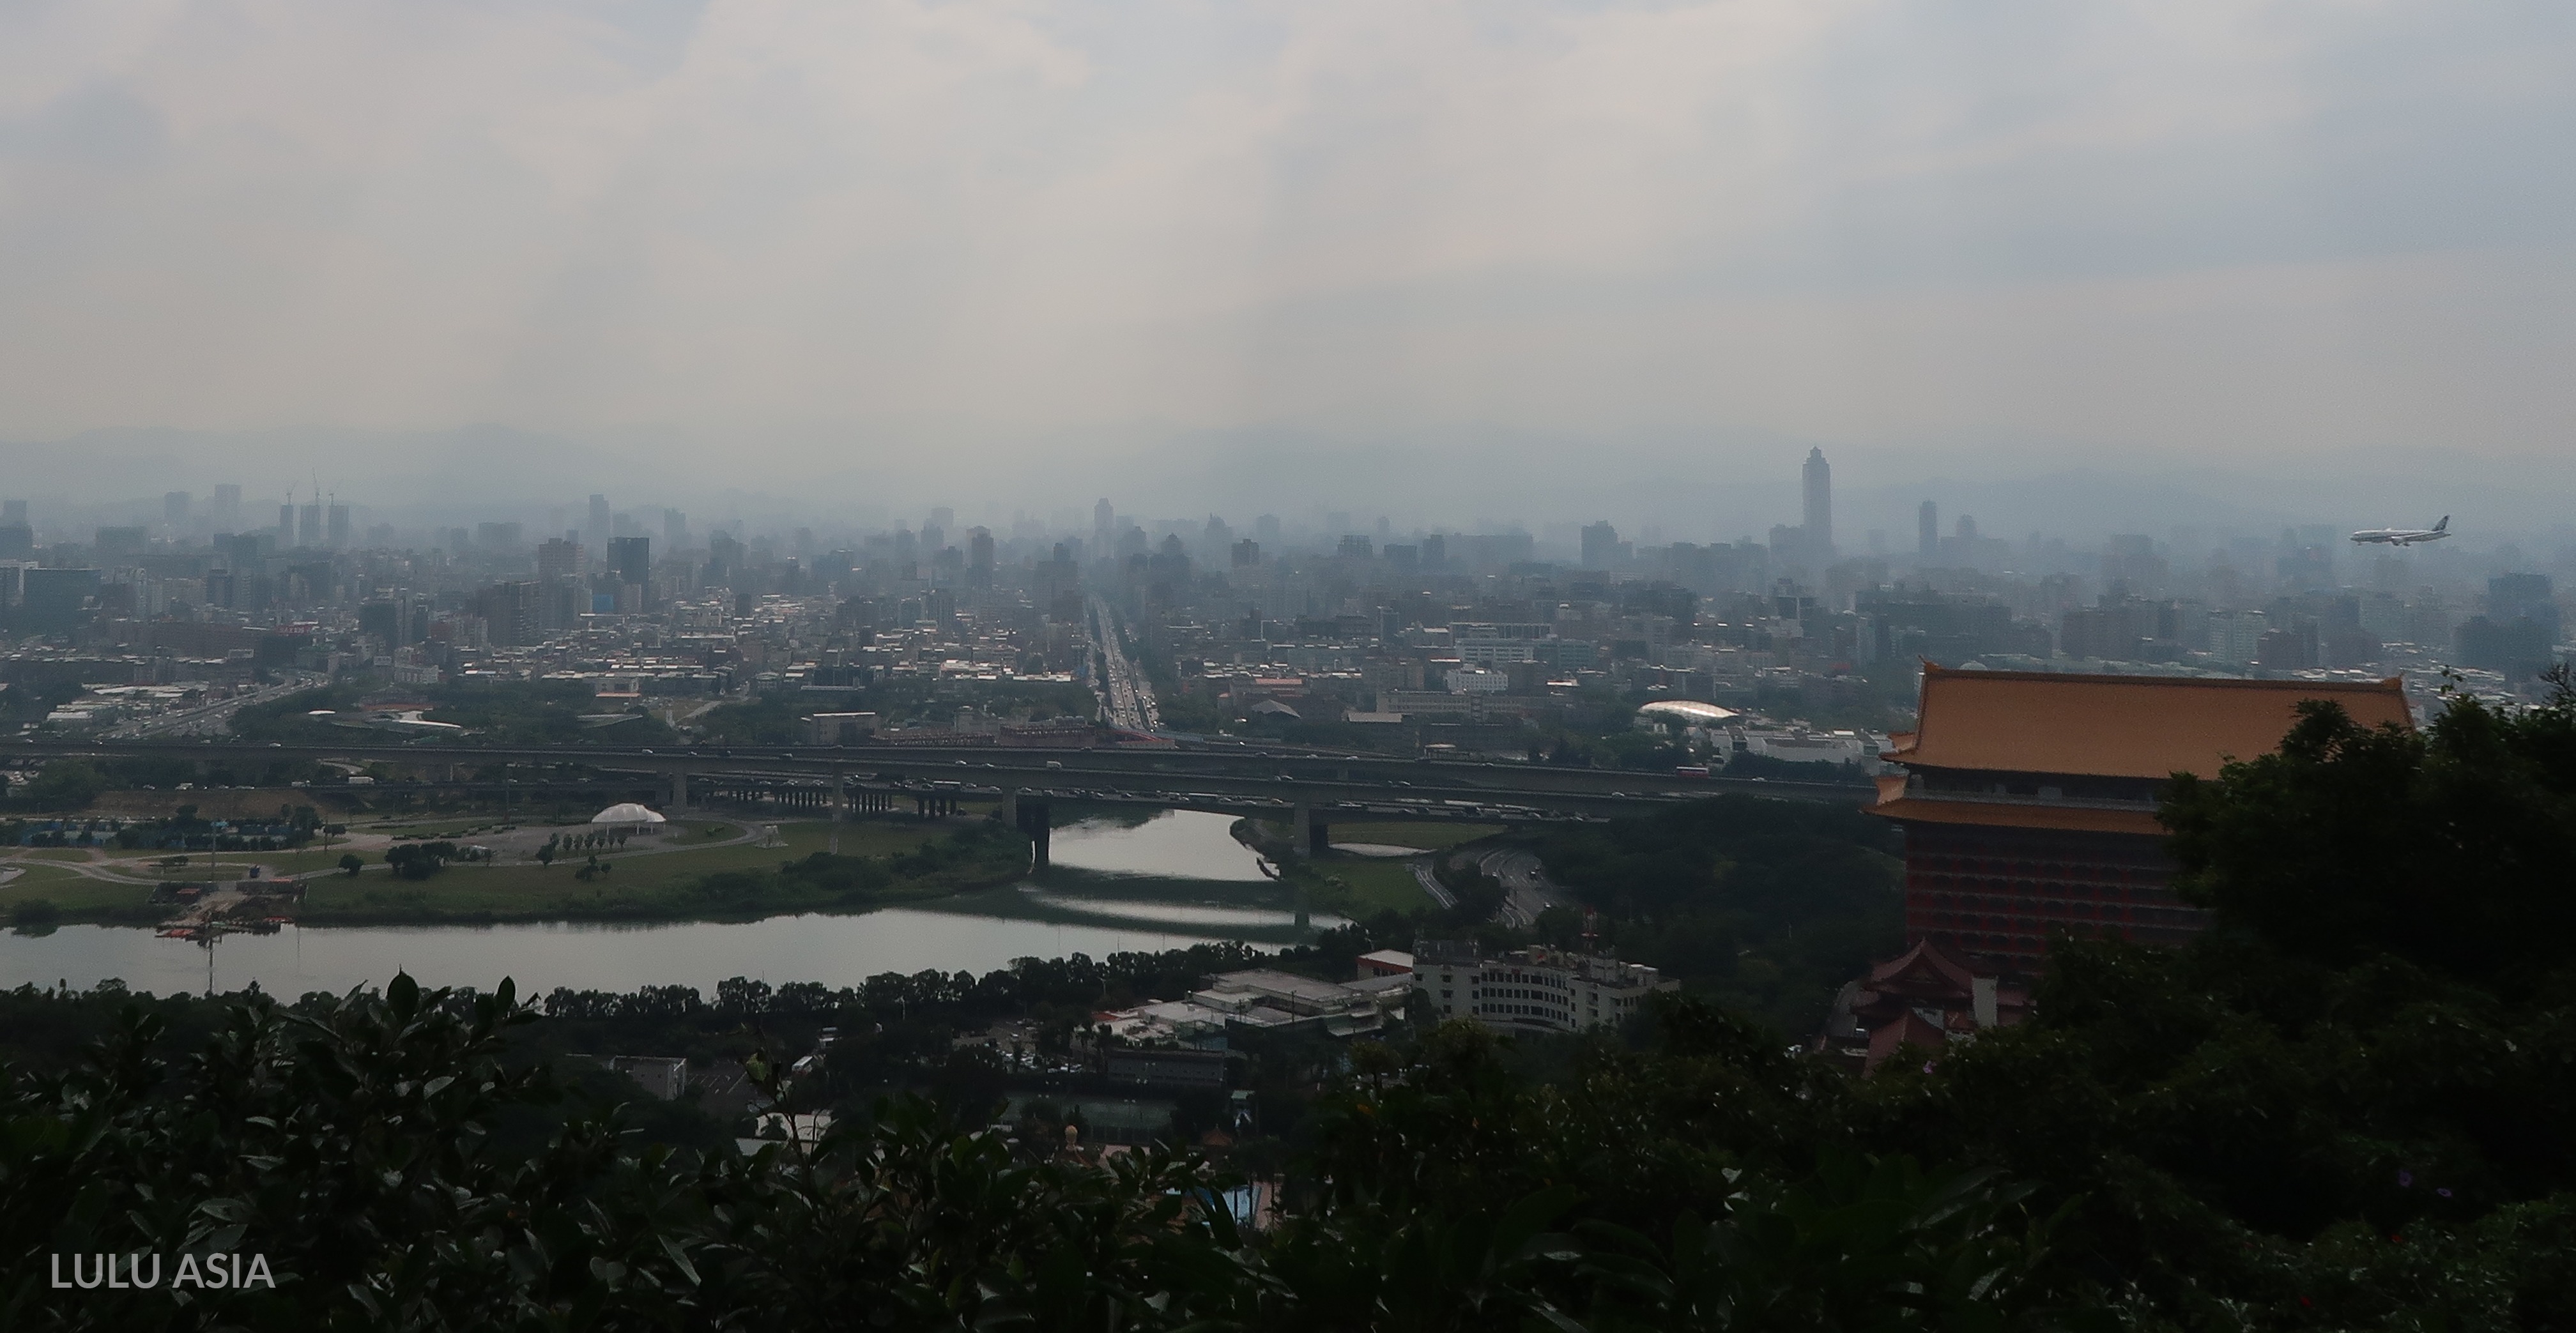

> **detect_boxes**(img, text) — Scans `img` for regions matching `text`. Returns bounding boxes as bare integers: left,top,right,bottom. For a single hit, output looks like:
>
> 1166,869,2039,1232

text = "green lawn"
1305,856,1442,917
0,864,160,923
298,816,1021,924
1324,821,1504,851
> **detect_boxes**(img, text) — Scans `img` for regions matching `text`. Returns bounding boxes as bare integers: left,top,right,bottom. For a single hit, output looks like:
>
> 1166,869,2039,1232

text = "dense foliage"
1537,796,1905,1027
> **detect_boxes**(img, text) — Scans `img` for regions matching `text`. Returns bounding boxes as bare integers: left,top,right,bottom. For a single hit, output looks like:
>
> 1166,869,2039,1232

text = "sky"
2,0,2573,534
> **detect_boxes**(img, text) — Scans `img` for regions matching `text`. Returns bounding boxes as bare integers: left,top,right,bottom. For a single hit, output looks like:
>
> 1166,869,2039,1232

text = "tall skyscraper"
538,537,583,583
1094,498,1114,553
1918,501,1939,561
296,503,323,548
1802,448,1833,558
663,507,687,554
588,494,612,545
610,536,652,588
211,484,241,529
326,503,351,548
1580,521,1619,570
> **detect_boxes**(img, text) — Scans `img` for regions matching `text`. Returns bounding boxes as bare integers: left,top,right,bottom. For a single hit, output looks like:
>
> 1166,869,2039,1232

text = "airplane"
2350,516,2451,547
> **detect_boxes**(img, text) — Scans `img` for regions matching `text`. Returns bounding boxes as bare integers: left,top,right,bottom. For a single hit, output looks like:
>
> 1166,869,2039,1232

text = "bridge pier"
1011,791,1052,866
666,767,691,814
1293,802,1328,856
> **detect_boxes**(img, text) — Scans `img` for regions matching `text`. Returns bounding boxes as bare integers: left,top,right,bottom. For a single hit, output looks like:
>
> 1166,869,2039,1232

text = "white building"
1412,942,1677,1035
2209,609,2269,667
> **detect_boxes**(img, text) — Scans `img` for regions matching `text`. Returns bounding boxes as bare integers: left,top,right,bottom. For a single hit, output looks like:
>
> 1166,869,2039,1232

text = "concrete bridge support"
1009,790,1052,866
665,767,691,813
1292,802,1328,856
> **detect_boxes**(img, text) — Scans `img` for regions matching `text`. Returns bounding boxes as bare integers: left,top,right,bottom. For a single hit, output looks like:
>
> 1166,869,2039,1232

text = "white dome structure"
591,802,668,828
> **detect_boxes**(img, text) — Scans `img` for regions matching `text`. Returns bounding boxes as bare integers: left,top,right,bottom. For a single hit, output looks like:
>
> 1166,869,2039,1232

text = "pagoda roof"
1885,665,2412,781
1866,937,1983,998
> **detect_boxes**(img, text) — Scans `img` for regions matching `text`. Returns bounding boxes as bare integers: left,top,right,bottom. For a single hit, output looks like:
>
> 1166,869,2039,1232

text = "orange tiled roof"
1885,665,2411,781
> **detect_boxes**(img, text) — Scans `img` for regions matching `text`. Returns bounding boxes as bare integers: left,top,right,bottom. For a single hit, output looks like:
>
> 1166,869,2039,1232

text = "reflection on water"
0,809,1310,998
1011,887,1347,931
1046,810,1274,881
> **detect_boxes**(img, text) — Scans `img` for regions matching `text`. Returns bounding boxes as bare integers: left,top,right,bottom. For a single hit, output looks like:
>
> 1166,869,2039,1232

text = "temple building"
1868,666,2414,973
1814,938,2033,1075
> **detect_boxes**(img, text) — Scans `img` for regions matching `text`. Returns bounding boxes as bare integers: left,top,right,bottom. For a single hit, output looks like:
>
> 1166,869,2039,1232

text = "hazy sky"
3,0,2573,524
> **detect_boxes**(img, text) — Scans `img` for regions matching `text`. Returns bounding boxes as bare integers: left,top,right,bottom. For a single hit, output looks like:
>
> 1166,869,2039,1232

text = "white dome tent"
590,803,668,833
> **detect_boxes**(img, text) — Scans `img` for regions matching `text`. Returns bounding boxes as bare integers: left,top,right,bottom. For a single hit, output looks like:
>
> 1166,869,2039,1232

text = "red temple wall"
1901,821,2209,971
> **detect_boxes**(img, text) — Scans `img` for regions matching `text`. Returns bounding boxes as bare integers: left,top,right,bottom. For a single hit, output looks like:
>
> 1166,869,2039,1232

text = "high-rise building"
609,536,652,588
538,538,583,584
1580,521,1619,570
296,503,322,548
211,484,241,529
279,503,296,539
1094,498,1114,553
588,494,612,546
1918,501,1938,562
164,492,191,526
476,581,540,648
1802,447,1833,559
2488,572,2560,641
326,504,351,548
663,508,688,554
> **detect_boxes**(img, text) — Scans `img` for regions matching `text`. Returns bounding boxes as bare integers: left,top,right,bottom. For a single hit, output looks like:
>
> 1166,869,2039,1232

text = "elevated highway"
3,738,1869,857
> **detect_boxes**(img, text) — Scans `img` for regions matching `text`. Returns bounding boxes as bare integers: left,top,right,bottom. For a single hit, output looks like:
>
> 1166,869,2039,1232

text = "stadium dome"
1636,699,1737,727
590,802,668,827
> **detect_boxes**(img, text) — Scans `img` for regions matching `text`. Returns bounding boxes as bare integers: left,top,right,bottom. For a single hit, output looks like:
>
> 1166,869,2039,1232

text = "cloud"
0,0,2570,490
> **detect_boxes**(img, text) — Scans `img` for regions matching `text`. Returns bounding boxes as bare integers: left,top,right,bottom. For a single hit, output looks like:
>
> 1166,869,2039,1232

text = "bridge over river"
5,739,1867,860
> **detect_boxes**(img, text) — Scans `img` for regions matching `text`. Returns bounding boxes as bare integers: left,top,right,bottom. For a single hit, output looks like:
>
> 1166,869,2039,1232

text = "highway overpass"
3,738,1871,857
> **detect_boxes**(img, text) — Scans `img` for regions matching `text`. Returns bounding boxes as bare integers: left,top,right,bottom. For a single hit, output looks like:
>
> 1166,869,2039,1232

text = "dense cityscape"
5,448,2566,760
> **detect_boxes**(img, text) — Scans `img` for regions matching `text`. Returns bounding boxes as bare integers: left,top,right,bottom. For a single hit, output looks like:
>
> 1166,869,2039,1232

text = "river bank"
0,810,1357,994
1,814,1031,930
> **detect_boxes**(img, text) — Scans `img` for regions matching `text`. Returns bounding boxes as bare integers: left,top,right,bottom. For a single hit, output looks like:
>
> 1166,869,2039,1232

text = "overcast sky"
3,0,2572,527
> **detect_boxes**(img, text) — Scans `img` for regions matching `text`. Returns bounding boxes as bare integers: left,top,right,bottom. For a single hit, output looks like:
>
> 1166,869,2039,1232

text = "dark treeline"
5,685,2576,1328
1535,795,1906,1028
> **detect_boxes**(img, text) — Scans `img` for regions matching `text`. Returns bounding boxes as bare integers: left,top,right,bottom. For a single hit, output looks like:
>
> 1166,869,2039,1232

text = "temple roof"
1885,665,2412,781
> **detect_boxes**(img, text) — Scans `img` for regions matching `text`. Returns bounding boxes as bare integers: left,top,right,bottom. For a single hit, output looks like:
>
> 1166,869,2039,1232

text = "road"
102,676,318,740
1480,849,1574,927
1089,597,1160,733
1409,858,1457,910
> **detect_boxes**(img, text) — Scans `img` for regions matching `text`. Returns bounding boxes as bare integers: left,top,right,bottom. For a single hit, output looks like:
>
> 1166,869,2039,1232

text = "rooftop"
1886,664,2414,781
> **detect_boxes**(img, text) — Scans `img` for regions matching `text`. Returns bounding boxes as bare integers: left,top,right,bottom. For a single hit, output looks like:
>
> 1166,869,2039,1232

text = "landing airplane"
2350,516,2451,547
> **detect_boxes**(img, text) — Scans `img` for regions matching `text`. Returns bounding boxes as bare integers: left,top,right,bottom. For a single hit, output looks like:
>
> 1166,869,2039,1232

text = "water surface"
0,810,1308,997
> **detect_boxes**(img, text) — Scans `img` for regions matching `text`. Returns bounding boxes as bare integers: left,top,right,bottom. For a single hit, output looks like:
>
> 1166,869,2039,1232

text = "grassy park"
3,811,1031,929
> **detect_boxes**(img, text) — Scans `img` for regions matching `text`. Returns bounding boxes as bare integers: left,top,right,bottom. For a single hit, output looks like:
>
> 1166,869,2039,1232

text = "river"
0,811,1344,998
